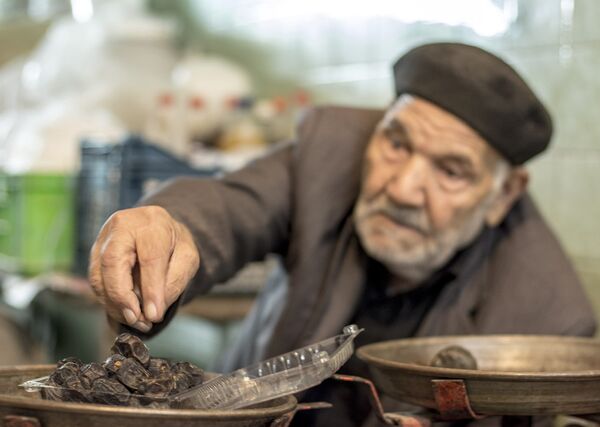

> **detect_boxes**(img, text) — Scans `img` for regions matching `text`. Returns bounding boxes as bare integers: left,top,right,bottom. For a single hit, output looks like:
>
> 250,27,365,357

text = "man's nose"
385,156,427,207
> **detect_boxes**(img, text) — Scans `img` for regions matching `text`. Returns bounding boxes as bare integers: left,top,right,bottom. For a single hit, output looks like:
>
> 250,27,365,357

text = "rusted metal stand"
332,374,485,426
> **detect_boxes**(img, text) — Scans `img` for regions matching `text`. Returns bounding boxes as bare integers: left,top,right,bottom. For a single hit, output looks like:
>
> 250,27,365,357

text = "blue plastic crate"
75,135,219,275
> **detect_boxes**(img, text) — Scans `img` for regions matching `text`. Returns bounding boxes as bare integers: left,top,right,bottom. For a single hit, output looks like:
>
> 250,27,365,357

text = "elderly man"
89,43,596,425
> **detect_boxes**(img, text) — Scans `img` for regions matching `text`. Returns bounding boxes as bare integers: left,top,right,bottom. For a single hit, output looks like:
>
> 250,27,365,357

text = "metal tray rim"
357,334,600,381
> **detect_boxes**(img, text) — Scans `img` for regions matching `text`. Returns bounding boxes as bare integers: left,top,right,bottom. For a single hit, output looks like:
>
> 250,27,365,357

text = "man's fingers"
136,227,172,323
165,236,200,307
133,312,153,333
89,233,107,299
88,206,189,330
88,256,106,300
105,311,152,334
99,234,142,325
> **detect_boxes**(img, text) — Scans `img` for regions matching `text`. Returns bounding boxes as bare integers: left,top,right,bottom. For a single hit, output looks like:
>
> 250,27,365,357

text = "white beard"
354,191,497,285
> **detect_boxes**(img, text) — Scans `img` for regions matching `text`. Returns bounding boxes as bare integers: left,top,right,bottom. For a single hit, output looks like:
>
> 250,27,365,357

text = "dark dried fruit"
102,353,126,376
62,376,89,402
91,378,130,406
41,379,64,401
127,395,143,407
131,394,155,406
40,334,206,407
57,357,83,369
147,358,171,377
170,372,191,395
49,364,79,386
41,388,63,401
64,376,85,389
79,362,107,387
111,333,150,366
139,377,174,398
132,393,170,408
171,362,204,387
116,358,150,391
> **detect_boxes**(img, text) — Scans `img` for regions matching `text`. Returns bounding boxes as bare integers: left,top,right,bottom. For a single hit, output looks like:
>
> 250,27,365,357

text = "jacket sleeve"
118,143,295,340
123,143,293,338
139,143,293,300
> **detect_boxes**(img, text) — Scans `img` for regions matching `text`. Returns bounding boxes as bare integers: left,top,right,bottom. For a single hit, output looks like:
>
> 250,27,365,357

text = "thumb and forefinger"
128,219,199,326
164,222,201,308
90,208,199,332
135,225,174,323
89,221,143,328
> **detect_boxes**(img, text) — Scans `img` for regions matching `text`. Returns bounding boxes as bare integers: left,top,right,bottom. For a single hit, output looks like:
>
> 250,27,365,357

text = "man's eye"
383,133,409,152
388,138,406,149
440,165,464,179
383,129,407,148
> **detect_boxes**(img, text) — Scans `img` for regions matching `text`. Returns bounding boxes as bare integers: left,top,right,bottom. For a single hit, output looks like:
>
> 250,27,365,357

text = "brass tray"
0,365,296,427
357,335,600,416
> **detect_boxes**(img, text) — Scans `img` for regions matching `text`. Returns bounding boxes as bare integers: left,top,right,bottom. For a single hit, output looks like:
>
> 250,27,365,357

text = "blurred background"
0,0,598,369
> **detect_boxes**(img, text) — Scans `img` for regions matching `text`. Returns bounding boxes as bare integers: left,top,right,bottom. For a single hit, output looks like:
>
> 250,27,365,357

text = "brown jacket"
142,106,596,366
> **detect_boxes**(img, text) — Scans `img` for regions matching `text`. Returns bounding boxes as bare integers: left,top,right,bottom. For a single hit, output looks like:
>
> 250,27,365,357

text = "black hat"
393,43,552,164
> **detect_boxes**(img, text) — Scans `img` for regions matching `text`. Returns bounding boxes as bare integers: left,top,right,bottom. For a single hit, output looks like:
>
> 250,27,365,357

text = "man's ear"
485,167,529,227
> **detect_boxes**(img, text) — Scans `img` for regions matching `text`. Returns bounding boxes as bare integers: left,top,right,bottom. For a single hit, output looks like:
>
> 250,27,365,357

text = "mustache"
358,196,430,234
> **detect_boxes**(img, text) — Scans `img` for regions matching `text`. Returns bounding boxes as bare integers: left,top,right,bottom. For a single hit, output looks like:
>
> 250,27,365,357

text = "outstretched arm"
88,143,294,334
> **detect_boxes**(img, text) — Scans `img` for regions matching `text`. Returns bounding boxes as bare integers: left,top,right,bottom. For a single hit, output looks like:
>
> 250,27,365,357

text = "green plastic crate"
0,173,75,275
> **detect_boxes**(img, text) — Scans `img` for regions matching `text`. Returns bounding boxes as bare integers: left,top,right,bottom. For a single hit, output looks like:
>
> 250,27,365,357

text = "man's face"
354,95,507,282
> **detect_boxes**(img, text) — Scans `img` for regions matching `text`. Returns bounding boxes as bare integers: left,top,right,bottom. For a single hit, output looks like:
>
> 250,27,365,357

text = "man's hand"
89,206,200,333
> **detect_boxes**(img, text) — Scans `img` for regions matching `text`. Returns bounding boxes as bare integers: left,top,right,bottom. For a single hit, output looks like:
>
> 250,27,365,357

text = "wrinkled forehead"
390,94,500,147
380,95,477,136
378,95,503,166
379,94,414,126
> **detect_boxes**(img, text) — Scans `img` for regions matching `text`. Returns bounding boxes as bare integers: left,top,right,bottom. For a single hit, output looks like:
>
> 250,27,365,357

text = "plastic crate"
0,173,75,275
75,135,219,275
